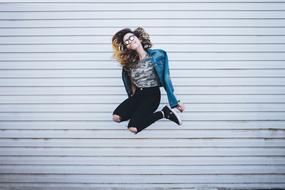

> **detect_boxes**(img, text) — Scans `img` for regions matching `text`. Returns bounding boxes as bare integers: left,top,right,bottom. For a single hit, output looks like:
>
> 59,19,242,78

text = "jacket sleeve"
162,50,180,108
122,68,132,98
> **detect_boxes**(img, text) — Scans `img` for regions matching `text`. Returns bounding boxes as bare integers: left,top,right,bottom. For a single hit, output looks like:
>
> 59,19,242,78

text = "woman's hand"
131,88,136,97
175,102,185,112
131,82,136,97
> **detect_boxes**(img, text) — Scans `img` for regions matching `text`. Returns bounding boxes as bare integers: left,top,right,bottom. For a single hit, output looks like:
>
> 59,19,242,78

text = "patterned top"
130,54,160,88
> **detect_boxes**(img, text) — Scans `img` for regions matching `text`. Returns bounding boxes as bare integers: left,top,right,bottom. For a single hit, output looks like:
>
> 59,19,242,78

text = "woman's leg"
112,93,139,123
127,87,163,134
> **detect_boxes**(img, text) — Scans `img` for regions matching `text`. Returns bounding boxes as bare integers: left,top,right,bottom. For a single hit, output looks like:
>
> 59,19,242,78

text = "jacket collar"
146,48,164,61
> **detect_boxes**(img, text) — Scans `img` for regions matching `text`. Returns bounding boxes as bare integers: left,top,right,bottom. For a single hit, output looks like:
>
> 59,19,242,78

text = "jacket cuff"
170,100,180,109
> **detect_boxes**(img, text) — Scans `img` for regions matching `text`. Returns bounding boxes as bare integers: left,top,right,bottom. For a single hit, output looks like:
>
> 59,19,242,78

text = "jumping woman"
111,27,185,134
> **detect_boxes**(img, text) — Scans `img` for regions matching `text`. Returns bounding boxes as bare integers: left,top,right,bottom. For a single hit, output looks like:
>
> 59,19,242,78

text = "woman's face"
123,32,142,50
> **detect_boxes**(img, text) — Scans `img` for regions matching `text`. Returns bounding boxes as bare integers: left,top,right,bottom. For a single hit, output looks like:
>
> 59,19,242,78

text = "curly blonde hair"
112,27,152,70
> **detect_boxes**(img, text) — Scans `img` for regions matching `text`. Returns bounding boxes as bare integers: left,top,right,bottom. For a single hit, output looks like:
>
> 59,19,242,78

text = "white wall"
0,0,285,189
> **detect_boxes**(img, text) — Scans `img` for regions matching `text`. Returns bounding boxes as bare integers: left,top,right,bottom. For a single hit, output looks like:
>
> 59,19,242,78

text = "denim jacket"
121,48,180,108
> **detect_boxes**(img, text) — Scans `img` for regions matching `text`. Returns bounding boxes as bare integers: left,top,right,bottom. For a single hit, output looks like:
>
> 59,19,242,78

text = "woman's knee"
112,114,121,123
128,127,137,134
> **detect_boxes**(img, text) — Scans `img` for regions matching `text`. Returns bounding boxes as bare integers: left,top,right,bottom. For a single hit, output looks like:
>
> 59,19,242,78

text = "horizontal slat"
0,147,285,156
0,165,284,174
0,130,284,138
0,112,285,121
0,121,285,130
1,155,285,165
3,0,285,2
0,27,285,36
1,44,285,52
1,2,284,11
0,61,284,69
0,183,284,190
1,103,285,112
1,174,285,184
0,94,285,103
1,87,285,95
2,20,285,29
1,35,285,44
1,52,285,61
1,78,285,86
0,112,282,121
1,11,285,20
1,69,285,78
0,139,284,148
0,87,285,95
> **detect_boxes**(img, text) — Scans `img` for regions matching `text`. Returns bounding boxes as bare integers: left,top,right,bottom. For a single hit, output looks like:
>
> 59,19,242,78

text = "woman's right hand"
175,102,185,112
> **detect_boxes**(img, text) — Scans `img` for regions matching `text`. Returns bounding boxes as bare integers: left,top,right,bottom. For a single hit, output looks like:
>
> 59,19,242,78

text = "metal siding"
0,0,285,189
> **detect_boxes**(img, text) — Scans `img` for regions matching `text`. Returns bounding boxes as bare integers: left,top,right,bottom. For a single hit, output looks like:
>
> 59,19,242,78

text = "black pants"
112,86,163,134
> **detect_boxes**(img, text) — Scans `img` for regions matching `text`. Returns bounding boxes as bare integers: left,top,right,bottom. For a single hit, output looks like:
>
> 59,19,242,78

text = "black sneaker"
162,105,182,126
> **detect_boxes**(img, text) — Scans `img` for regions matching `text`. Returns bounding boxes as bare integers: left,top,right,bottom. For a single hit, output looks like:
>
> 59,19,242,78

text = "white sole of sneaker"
166,105,182,126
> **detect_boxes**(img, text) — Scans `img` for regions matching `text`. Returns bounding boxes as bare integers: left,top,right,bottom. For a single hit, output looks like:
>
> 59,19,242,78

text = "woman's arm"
162,50,185,112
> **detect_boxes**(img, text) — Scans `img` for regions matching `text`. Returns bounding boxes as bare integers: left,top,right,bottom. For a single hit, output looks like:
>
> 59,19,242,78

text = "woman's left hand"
175,102,185,112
